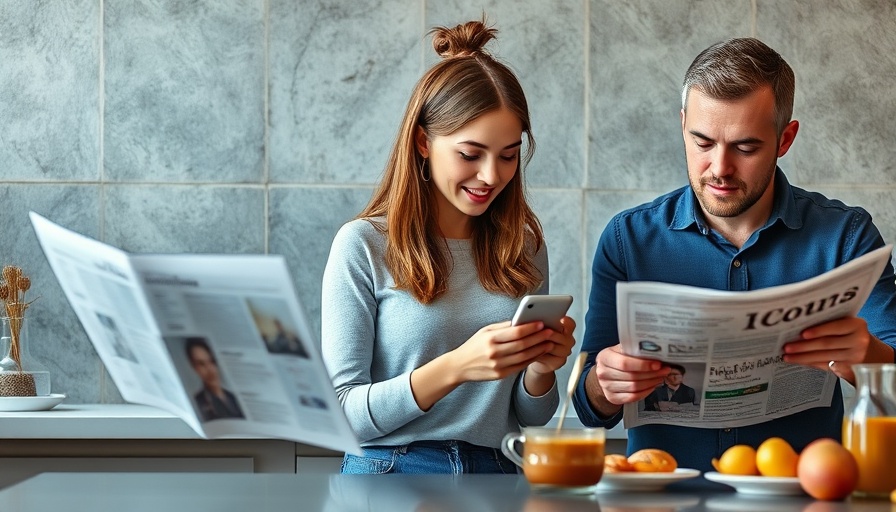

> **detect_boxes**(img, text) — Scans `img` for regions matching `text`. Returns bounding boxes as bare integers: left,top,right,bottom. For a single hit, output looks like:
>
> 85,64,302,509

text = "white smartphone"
511,294,573,332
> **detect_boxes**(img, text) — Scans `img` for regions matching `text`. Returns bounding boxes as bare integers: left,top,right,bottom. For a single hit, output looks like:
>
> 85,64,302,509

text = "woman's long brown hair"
358,17,544,304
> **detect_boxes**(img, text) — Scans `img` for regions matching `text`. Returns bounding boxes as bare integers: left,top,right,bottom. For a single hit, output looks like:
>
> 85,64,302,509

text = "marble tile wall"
0,0,893,403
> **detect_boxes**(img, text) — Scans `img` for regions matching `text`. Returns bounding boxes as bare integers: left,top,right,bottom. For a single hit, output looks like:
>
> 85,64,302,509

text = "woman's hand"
523,316,577,396
410,319,556,410
450,320,558,382
526,316,577,375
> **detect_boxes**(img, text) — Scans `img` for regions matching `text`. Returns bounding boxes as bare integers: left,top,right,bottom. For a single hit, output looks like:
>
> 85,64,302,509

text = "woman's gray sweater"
321,219,559,448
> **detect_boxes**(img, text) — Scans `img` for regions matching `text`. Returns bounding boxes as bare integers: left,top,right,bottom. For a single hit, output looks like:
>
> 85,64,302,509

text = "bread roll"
604,454,634,473
627,448,678,473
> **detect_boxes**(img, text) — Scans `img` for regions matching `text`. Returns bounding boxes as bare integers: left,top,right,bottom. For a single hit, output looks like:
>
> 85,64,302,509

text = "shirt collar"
670,168,802,234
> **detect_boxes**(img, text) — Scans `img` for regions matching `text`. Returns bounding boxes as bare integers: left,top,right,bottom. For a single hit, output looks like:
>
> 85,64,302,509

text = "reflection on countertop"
0,472,893,512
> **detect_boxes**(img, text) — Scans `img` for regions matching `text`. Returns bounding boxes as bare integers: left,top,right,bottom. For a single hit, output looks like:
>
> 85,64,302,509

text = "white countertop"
0,403,627,440
0,404,201,439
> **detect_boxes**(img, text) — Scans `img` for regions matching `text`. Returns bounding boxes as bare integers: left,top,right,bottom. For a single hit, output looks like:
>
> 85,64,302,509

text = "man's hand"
783,316,893,384
585,345,669,417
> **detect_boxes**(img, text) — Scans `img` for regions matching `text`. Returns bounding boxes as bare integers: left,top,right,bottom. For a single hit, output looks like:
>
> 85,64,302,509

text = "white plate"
595,468,701,492
704,472,805,496
0,393,66,412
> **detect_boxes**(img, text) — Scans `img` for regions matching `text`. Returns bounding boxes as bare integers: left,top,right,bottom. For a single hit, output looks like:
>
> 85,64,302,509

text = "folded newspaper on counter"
30,212,361,455
618,244,893,429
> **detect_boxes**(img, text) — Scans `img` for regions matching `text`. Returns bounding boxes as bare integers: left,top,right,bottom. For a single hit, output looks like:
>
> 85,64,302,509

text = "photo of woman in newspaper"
182,336,246,422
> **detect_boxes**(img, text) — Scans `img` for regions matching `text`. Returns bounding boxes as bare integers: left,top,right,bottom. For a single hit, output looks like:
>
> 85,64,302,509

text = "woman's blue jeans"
341,440,519,474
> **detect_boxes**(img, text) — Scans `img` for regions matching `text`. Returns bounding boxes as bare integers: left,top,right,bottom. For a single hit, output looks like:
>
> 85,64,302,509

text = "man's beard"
691,172,773,218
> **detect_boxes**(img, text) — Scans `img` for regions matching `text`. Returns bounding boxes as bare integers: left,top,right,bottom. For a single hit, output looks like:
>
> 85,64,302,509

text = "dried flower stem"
1,266,36,371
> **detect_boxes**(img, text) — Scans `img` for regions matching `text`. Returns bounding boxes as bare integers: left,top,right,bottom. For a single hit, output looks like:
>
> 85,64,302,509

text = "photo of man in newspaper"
247,298,310,359
643,363,700,413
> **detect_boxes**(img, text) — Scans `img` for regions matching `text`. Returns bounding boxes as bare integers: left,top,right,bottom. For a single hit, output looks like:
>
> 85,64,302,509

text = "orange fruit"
756,437,799,477
712,444,759,475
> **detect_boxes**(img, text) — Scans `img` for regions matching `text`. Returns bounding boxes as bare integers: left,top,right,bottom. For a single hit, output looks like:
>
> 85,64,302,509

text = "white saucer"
704,472,805,496
0,393,66,412
595,468,701,492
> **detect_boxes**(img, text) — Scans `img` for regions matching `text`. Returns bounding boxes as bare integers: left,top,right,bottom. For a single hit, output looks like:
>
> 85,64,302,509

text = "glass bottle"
0,317,51,396
842,363,896,498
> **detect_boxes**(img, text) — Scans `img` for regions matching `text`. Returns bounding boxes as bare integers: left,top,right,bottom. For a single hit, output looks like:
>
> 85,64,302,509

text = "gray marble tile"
104,0,265,183
529,189,585,319
100,366,126,404
103,185,265,254
268,1,423,184
588,0,752,191
0,184,105,403
0,1,100,181
269,186,374,341
428,2,587,189
757,0,896,185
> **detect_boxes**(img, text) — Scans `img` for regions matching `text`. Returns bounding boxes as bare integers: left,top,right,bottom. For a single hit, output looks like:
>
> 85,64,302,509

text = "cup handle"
501,432,525,468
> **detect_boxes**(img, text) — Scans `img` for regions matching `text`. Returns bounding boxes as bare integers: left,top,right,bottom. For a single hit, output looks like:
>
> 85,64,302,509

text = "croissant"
627,448,678,473
604,453,634,473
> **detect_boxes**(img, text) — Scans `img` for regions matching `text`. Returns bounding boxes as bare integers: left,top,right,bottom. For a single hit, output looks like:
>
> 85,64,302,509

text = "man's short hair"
682,37,795,136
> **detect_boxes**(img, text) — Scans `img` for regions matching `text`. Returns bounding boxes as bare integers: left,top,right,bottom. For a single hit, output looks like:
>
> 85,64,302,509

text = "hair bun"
430,18,497,59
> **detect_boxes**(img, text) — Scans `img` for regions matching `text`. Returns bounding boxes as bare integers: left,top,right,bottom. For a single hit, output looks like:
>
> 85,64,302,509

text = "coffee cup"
501,426,606,489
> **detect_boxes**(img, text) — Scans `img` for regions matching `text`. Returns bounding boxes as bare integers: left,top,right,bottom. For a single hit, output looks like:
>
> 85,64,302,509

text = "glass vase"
842,363,896,498
0,317,51,396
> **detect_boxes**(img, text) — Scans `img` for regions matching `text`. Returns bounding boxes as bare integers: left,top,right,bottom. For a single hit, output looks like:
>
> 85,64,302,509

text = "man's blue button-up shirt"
573,169,896,472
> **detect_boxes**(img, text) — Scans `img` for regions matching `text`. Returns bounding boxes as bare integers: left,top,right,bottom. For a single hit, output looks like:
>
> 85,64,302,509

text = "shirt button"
732,260,742,268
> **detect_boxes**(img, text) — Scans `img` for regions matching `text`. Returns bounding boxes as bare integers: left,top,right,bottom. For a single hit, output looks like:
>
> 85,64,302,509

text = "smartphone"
511,294,573,332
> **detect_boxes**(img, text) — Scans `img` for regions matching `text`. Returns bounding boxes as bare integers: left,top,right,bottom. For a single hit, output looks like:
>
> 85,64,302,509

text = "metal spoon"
556,352,588,431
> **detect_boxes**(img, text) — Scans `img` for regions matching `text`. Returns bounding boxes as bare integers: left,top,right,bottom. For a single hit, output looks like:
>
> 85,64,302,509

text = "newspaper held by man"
29,211,361,455
617,244,893,429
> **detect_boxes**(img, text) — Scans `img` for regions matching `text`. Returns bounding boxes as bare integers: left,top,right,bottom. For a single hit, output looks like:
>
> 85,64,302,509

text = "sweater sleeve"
320,222,425,442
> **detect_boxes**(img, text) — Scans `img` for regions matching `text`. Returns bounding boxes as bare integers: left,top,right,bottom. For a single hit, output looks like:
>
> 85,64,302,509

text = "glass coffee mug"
501,427,606,490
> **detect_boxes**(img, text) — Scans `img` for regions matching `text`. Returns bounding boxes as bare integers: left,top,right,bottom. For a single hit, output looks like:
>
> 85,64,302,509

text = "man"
572,38,896,472
267,318,309,358
643,364,695,412
185,337,245,421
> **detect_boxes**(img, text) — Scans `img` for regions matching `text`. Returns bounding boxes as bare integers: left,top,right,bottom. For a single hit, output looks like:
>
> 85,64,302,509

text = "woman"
321,17,576,474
